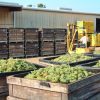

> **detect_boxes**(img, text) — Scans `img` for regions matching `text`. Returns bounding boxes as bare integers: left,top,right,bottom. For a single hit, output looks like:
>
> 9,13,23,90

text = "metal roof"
0,2,22,11
23,7,100,16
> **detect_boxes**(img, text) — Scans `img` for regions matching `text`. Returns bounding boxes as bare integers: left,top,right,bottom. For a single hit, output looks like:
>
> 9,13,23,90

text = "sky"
0,0,100,13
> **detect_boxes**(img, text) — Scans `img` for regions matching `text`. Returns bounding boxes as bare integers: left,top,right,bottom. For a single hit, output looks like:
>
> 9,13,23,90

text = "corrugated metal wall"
0,8,13,28
14,9,100,31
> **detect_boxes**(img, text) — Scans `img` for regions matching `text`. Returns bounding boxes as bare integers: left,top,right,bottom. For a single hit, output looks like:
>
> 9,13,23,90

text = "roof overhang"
23,8,100,16
0,2,22,11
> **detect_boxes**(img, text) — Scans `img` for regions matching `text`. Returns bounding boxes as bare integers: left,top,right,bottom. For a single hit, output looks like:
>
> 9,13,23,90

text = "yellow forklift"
66,23,95,54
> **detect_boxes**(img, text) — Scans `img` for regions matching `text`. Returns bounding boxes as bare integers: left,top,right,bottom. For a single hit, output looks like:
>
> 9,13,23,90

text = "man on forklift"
79,31,90,48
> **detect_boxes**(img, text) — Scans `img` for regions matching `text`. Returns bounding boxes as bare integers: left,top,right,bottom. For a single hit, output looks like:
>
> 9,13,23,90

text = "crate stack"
77,21,94,34
77,21,94,47
54,29,66,55
8,28,24,58
24,28,39,57
0,28,8,58
96,33,100,46
40,29,55,56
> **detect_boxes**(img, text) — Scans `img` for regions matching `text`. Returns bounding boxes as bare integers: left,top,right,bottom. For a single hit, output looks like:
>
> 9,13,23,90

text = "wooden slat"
8,85,13,96
0,77,8,100
9,43,24,57
7,76,68,93
25,29,39,42
41,29,54,41
7,96,24,100
12,85,61,100
0,77,8,94
9,29,24,42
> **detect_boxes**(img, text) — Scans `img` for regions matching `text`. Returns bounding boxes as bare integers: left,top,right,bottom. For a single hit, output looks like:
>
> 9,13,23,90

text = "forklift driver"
79,32,90,48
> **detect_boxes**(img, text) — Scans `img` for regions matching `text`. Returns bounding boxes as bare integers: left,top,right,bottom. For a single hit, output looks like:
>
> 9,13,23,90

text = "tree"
27,5,33,7
37,3,46,8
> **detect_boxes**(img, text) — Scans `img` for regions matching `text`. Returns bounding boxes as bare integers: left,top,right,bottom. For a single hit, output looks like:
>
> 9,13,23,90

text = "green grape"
94,50,100,54
52,53,92,63
93,60,100,67
25,64,94,84
0,58,37,72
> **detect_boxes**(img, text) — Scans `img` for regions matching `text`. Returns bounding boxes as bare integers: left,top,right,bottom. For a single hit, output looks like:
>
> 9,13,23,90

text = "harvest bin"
0,63,44,100
80,60,100,73
7,72,100,100
39,55,100,66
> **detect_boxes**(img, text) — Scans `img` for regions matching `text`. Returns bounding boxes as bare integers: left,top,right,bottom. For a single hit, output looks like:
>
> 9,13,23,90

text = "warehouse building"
14,8,100,32
0,2,22,28
1,2,100,32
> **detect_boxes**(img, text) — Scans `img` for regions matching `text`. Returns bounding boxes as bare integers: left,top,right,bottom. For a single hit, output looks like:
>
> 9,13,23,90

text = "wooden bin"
0,77,8,100
25,42,39,57
9,43,24,58
41,29,55,41
0,63,44,100
9,28,24,42
25,28,38,42
7,72,100,100
0,28,8,42
40,41,54,56
54,29,66,41
55,42,66,55
0,43,8,58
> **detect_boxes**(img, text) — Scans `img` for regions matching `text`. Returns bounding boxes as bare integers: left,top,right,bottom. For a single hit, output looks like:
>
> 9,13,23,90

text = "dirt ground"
23,56,54,67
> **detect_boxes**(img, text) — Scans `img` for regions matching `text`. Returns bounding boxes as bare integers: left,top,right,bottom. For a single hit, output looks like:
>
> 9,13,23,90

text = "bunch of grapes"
93,60,100,67
0,58,37,72
94,50,100,54
25,65,93,84
53,53,92,63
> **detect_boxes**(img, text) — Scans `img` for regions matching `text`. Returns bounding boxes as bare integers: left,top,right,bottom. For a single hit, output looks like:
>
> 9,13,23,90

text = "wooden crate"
55,42,66,54
0,64,44,100
9,29,24,42
25,42,39,57
54,29,66,41
0,77,8,100
9,43,24,58
0,28,8,42
41,51,54,56
40,41,54,56
0,44,8,58
41,29,55,41
7,72,100,100
25,28,39,42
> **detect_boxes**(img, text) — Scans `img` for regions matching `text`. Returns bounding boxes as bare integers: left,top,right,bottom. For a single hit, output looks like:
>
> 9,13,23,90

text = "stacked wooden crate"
40,29,55,56
54,29,66,55
9,29,24,58
0,28,8,58
77,21,94,34
24,28,39,57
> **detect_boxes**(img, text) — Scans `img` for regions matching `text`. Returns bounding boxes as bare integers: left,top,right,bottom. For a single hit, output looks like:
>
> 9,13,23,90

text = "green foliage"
94,50,100,54
37,3,46,8
25,65,93,84
53,53,92,63
0,58,37,72
93,60,100,67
